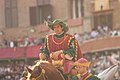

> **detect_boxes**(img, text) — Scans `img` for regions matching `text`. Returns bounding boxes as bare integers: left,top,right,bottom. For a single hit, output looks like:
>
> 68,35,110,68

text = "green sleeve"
40,37,49,58
63,36,77,57
71,76,79,80
87,75,101,80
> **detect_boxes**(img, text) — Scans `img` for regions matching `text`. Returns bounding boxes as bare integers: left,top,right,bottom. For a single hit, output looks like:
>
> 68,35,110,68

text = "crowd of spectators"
74,25,120,44
0,35,45,48
84,51,120,75
0,60,25,80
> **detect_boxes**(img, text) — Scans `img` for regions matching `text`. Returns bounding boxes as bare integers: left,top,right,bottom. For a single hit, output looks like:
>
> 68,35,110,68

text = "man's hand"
39,53,46,60
50,52,59,60
50,50,63,60
55,50,63,54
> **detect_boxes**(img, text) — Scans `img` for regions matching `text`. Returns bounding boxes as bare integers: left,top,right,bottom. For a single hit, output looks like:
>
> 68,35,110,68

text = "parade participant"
39,19,82,74
71,58,100,80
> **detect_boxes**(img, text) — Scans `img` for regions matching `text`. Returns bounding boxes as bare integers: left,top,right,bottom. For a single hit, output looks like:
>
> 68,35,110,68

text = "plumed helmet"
48,19,68,32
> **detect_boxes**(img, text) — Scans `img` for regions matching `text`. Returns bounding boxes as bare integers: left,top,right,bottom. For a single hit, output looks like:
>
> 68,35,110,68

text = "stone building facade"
91,0,120,29
0,0,83,39
0,0,120,40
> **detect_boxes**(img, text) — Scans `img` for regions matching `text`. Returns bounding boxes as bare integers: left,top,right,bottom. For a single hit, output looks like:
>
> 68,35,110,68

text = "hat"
48,19,68,32
75,58,91,67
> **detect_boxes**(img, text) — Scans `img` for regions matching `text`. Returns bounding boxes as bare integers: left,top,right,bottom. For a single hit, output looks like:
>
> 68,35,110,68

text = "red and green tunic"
41,33,82,61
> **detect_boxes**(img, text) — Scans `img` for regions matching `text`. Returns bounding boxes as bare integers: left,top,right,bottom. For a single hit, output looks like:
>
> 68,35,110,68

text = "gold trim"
52,35,68,45
75,62,91,67
46,35,50,53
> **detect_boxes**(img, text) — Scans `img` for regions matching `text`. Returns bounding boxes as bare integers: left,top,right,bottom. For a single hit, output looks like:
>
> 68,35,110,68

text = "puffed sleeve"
40,36,49,58
63,35,82,60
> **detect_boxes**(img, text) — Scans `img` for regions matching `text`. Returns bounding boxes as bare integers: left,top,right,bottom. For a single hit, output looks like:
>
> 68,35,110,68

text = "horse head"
27,65,46,80
97,65,119,80
26,60,65,80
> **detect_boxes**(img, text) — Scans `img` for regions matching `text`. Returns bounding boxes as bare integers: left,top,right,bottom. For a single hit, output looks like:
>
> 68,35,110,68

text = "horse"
97,64,120,80
26,60,65,80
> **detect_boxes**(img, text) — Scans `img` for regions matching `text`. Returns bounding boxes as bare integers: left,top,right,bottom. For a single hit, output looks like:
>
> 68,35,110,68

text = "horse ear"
26,66,33,74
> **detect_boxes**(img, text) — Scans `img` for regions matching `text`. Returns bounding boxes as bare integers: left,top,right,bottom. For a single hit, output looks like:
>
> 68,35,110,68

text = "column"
72,0,76,19
78,0,81,17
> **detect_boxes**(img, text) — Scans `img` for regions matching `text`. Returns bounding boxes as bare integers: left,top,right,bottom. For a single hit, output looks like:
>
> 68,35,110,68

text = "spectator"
74,33,80,41
107,53,120,65
9,40,15,48
90,28,99,38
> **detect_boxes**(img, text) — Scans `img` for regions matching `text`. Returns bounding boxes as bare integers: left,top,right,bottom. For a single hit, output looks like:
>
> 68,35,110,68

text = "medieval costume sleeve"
63,36,78,57
40,36,49,58
71,76,79,80
86,75,101,80
71,74,81,80
63,35,82,60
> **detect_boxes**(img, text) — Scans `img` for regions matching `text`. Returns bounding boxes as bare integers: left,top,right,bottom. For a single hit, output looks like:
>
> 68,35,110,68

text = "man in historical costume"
39,19,82,75
71,58,101,80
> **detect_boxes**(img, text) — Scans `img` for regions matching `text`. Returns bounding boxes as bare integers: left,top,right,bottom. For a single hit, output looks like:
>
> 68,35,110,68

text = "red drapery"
26,45,40,58
0,45,41,59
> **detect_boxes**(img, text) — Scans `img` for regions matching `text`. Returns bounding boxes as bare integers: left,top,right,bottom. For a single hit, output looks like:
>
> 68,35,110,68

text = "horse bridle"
31,66,47,80
118,63,120,79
